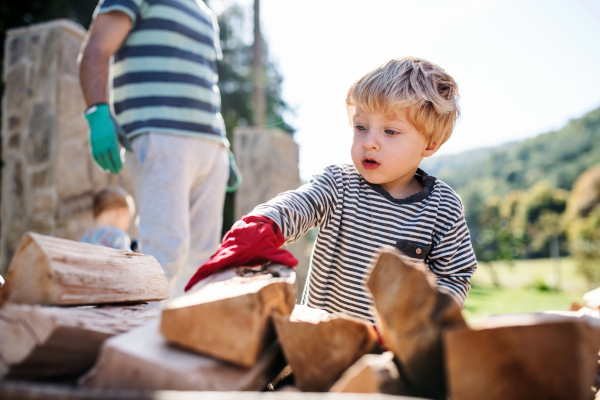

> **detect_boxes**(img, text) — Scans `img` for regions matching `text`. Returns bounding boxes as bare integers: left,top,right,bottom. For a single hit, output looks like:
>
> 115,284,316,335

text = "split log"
0,303,159,379
366,249,466,399
273,305,378,392
80,319,285,391
444,313,600,400
0,232,169,306
329,351,403,394
160,264,296,367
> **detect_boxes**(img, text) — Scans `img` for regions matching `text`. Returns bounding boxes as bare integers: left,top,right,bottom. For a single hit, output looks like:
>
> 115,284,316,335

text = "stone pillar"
234,127,311,300
1,20,133,274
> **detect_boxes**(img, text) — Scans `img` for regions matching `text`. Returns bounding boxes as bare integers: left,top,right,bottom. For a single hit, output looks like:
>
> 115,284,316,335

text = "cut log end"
160,264,296,367
274,307,378,392
1,232,169,306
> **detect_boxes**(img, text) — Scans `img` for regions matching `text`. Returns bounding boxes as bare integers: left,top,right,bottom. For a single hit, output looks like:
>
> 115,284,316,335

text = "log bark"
366,249,466,400
329,351,403,394
273,305,378,392
0,303,159,379
0,232,169,306
160,264,296,367
444,313,600,400
80,319,285,391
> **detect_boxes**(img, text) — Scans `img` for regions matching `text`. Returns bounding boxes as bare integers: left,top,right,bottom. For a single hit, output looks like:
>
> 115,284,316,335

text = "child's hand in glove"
185,215,298,292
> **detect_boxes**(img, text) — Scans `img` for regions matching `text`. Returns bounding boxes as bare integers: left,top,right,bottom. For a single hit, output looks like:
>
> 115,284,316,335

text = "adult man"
79,0,231,297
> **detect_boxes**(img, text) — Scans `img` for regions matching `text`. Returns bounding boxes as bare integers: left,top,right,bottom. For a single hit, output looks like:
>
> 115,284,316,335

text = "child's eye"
385,129,399,136
355,125,366,131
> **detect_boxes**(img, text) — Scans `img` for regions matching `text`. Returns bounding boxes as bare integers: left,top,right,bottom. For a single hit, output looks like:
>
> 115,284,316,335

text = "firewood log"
0,303,159,379
445,312,600,400
0,232,168,306
80,320,284,391
329,351,403,394
366,249,466,399
273,305,378,392
160,264,296,367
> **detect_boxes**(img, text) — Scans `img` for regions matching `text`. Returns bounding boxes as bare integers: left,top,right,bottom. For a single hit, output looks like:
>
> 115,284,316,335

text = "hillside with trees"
422,106,600,281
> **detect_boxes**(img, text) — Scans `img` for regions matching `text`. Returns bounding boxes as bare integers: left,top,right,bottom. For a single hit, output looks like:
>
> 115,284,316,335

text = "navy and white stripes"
97,0,226,144
251,164,477,323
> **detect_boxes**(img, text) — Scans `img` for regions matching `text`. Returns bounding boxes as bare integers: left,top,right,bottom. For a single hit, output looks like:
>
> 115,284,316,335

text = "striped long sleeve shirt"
250,164,477,323
97,0,227,145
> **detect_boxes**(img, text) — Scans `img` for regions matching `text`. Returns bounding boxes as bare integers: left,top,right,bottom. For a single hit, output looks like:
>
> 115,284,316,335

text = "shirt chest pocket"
394,239,432,261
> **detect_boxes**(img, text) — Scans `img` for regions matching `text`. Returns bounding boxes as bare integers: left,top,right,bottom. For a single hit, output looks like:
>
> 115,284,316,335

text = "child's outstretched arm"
185,167,340,291
248,166,341,245
427,211,478,306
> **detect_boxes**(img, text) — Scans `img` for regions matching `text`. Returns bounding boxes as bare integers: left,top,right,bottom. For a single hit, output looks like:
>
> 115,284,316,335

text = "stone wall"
1,20,134,274
234,127,312,299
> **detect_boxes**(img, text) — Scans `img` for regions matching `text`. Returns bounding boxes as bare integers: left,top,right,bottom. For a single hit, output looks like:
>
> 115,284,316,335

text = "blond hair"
92,186,135,219
346,57,460,146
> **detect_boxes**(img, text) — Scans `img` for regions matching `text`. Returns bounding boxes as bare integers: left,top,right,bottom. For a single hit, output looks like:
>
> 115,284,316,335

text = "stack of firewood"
0,232,168,380
2,232,600,400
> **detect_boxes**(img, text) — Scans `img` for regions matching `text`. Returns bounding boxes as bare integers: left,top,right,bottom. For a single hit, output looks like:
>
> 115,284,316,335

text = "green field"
463,257,591,324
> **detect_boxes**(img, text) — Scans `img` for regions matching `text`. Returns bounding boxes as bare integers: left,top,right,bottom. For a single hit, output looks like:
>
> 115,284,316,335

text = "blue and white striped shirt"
97,0,227,145
251,164,477,323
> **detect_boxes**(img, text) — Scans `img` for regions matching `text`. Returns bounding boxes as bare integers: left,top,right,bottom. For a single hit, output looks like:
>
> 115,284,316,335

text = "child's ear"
422,141,441,157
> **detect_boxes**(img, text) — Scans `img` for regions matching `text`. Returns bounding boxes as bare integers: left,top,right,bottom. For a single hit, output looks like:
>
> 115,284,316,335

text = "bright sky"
227,0,600,181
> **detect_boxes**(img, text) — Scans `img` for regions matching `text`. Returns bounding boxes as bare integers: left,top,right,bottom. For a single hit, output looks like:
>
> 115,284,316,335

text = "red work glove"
184,215,298,292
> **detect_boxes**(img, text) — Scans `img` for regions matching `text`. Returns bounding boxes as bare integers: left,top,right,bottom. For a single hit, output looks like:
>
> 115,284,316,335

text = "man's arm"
79,11,131,107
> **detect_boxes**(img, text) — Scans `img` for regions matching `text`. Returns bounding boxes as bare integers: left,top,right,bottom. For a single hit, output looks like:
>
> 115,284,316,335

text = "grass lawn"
463,257,592,324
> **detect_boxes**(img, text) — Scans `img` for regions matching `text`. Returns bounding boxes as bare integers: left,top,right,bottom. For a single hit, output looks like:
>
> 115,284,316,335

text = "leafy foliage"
566,164,600,285
216,3,294,138
422,105,600,264
423,106,600,196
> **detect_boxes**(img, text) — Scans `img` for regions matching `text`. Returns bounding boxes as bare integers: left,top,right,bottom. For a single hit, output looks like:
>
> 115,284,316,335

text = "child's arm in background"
247,166,341,245
427,210,478,306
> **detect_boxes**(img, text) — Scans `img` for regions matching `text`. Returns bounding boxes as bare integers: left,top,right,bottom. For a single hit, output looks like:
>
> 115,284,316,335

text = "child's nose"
362,129,380,150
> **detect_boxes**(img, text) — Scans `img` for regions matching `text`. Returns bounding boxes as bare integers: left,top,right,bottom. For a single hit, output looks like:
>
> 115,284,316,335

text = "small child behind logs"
80,186,139,252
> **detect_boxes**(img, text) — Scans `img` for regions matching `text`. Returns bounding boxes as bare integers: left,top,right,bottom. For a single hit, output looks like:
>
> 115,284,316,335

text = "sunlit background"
227,0,600,180
1,0,600,322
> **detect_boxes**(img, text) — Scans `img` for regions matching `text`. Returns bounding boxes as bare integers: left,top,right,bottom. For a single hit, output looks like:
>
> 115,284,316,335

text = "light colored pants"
125,133,229,298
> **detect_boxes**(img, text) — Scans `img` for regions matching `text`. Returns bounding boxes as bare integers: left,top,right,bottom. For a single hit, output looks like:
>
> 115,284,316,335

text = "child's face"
350,106,439,196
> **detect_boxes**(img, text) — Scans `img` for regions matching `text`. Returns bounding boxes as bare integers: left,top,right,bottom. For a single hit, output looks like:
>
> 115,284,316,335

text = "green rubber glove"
85,103,123,174
226,150,243,193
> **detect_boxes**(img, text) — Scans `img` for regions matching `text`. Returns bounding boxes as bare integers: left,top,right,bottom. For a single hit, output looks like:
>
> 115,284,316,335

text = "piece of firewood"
366,249,466,399
80,319,285,391
329,351,403,394
273,305,378,392
445,313,600,400
160,264,296,367
0,232,169,306
0,303,159,379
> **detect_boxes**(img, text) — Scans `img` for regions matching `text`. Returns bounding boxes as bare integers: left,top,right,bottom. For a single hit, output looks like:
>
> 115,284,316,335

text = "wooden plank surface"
0,380,433,400
0,232,168,306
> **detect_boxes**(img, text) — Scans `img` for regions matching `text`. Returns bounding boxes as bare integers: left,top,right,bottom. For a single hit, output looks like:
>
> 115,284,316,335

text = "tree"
473,197,526,287
214,2,294,139
211,1,294,234
566,164,600,286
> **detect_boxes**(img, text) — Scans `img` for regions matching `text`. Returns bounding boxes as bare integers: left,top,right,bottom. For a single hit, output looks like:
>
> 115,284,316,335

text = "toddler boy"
80,186,136,251
187,57,477,323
